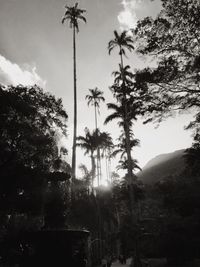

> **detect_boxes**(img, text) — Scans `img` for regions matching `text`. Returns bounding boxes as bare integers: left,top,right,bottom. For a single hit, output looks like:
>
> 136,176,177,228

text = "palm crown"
104,102,137,127
112,64,134,85
108,30,134,56
86,87,105,110
76,128,97,155
62,2,86,32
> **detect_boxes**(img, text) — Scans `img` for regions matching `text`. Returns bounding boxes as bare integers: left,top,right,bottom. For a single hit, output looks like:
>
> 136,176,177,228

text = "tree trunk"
119,47,133,186
120,47,140,266
91,152,96,191
94,105,101,186
71,25,77,194
94,105,98,130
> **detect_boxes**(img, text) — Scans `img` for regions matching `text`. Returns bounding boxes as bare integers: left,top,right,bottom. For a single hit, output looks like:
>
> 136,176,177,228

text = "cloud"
118,0,142,31
0,55,46,88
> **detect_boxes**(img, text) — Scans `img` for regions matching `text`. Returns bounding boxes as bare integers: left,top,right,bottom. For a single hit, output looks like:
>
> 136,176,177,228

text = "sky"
0,0,194,181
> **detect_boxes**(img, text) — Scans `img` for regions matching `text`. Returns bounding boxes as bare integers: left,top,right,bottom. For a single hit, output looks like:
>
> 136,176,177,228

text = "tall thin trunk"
91,152,96,191
94,105,98,130
72,25,77,192
120,46,140,267
94,105,101,186
119,47,133,186
108,157,111,183
99,150,102,183
105,151,109,182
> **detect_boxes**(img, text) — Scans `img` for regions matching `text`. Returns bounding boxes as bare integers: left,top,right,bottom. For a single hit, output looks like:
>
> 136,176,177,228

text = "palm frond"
104,113,121,125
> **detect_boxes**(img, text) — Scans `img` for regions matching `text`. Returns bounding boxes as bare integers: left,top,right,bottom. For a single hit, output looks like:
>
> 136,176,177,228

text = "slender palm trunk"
119,48,133,185
108,157,111,183
120,47,140,267
72,25,77,192
94,105,101,186
105,151,109,182
91,152,96,191
94,105,98,130
99,151,102,183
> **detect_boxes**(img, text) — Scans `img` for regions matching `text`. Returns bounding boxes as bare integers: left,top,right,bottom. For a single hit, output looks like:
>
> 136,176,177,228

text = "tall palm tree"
77,128,97,189
86,88,105,184
86,87,105,130
62,2,86,185
108,30,134,185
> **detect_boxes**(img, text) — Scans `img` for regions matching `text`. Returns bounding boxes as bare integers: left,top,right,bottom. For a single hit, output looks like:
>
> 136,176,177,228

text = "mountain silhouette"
137,149,186,184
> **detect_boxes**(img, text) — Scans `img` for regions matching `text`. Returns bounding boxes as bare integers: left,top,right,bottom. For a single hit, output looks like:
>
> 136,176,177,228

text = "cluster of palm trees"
77,127,113,188
62,2,142,189
62,4,144,264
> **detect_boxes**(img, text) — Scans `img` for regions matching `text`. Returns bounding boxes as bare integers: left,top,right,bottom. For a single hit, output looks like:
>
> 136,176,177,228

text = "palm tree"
86,87,105,129
108,31,143,267
86,88,105,183
112,136,140,159
62,3,86,185
105,102,137,129
110,65,134,100
108,30,134,68
98,131,114,183
117,157,141,172
78,164,92,195
113,64,134,87
108,30,134,185
77,128,97,189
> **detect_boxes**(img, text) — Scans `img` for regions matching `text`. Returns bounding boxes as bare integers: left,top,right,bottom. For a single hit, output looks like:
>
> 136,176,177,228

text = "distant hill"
137,149,186,184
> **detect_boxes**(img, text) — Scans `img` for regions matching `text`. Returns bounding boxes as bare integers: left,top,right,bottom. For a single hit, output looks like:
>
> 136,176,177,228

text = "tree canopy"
134,0,200,129
0,84,70,217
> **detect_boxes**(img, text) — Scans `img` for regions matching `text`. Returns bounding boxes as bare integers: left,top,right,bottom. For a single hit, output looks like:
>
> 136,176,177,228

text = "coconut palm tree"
62,2,86,185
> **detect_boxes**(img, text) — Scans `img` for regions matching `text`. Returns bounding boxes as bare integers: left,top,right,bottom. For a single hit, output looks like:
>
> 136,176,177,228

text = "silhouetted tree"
62,2,86,185
0,84,70,232
86,87,105,184
134,0,200,132
77,128,97,189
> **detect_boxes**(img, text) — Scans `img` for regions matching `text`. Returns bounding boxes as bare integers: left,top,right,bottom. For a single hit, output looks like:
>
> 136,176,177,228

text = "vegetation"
1,0,200,266
0,84,70,236
62,2,86,185
86,88,105,185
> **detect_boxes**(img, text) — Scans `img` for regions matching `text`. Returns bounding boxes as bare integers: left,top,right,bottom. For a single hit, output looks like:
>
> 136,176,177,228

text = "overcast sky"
0,0,193,180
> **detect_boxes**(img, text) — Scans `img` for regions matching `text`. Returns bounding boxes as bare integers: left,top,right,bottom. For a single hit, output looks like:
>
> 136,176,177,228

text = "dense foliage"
0,84,70,230
134,0,200,128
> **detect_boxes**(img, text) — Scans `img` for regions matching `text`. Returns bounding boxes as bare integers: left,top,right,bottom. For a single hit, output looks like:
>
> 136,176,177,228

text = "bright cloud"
0,55,46,88
118,0,142,31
